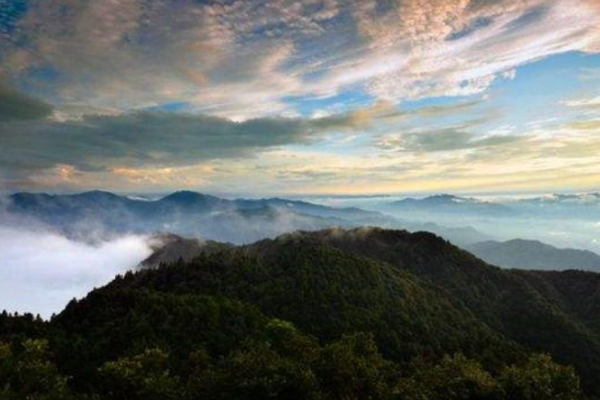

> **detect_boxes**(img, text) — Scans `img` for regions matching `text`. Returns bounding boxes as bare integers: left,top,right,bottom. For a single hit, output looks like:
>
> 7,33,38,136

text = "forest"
1,227,597,400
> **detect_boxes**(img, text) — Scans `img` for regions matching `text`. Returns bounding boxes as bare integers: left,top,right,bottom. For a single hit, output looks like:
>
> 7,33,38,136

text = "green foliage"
0,228,594,399
0,339,71,400
316,333,395,400
397,354,496,400
498,354,581,400
98,348,181,400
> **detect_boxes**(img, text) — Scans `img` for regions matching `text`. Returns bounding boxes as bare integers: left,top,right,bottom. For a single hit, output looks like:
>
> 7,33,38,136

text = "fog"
0,225,151,318
299,194,600,254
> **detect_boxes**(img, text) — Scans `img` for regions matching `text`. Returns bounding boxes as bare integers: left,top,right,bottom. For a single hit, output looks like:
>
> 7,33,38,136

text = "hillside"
467,239,600,272
1,228,597,399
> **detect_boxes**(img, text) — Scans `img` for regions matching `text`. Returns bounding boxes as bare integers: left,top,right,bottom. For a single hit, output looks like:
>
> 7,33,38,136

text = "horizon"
4,187,600,202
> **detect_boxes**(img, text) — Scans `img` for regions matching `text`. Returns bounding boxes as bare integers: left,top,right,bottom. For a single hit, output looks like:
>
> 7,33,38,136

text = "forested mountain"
467,239,600,272
1,228,597,399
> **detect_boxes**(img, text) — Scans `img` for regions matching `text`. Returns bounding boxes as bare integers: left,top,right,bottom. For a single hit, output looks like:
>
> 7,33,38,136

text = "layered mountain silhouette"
7,190,493,245
7,190,389,244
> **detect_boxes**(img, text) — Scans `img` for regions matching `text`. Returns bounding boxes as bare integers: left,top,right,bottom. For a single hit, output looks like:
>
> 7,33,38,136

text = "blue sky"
0,0,600,194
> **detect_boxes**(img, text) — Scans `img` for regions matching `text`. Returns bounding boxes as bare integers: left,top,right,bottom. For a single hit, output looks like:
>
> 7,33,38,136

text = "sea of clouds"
0,202,151,318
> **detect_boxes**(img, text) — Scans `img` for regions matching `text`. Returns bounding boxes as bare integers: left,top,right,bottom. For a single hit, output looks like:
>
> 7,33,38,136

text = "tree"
98,348,181,400
498,354,582,400
0,339,72,400
396,353,496,400
316,333,395,400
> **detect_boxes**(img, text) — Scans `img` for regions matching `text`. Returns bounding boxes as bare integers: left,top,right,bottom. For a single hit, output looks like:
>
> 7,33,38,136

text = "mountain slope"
54,231,523,383
288,228,600,391
1,227,595,399
467,239,600,272
74,227,600,395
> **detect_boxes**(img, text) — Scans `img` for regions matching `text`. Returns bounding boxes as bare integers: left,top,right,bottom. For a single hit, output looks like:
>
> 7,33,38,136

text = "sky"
1,0,600,195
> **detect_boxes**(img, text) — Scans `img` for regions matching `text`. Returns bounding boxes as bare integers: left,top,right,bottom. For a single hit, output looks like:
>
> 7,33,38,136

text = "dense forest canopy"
1,228,598,399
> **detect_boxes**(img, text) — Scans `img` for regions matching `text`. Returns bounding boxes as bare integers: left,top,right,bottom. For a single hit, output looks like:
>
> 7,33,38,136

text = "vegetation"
1,228,597,399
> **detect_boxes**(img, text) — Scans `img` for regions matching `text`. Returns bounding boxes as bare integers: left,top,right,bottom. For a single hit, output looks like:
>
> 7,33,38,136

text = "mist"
0,225,151,318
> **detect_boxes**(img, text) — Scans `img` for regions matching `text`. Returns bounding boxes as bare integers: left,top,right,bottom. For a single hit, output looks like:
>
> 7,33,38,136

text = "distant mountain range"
518,193,600,205
7,190,391,244
383,192,600,219
467,239,600,272
512,192,600,219
6,190,493,246
385,194,515,217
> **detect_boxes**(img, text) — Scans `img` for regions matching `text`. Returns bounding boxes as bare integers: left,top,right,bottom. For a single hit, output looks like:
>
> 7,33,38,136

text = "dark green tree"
498,354,582,400
396,353,496,400
316,333,395,400
0,339,72,400
98,348,181,400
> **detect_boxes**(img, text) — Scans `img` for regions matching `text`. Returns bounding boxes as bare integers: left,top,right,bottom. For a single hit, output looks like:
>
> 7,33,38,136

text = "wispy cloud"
0,82,53,121
1,0,599,118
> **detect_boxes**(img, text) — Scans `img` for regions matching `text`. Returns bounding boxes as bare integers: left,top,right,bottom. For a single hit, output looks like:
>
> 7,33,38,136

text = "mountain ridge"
467,239,600,272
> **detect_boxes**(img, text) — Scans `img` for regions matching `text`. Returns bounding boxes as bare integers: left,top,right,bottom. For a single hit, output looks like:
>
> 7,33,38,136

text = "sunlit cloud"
2,0,599,118
0,0,600,194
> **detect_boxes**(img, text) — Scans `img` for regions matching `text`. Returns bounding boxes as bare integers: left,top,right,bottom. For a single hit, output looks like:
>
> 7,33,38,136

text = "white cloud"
351,0,600,100
0,225,151,318
564,95,600,108
2,0,599,118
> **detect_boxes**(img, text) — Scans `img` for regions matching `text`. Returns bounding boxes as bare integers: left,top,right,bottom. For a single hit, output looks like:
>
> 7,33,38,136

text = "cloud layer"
0,0,599,193
1,0,599,117
0,225,150,318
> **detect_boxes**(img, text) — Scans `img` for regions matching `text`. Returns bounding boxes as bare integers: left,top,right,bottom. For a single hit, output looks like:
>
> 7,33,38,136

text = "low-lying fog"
298,195,600,253
0,225,151,318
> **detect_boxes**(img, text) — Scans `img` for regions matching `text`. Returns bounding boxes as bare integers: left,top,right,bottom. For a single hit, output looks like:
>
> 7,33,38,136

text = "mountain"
510,192,600,219
1,227,595,399
519,193,600,205
7,190,391,244
6,190,496,246
467,239,600,272
232,197,381,221
0,228,600,400
140,233,231,269
406,222,495,246
386,194,514,217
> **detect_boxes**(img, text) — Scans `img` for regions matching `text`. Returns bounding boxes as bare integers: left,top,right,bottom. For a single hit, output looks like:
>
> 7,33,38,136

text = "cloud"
1,0,599,117
0,82,53,121
0,106,375,187
0,224,151,318
378,128,523,153
566,119,600,131
563,96,600,110
349,0,600,100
